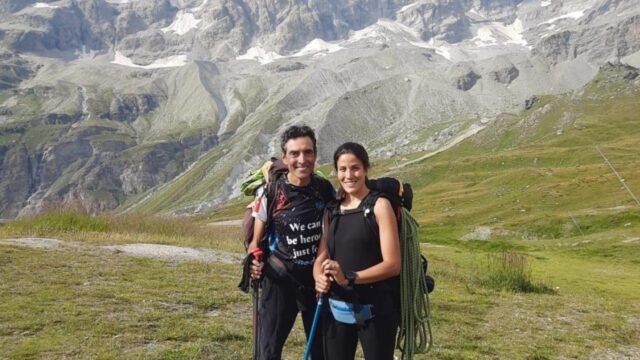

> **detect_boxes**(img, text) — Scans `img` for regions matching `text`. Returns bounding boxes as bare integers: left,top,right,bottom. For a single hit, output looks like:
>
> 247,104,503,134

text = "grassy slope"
1,68,639,359
0,246,248,359
125,101,286,214
376,66,640,358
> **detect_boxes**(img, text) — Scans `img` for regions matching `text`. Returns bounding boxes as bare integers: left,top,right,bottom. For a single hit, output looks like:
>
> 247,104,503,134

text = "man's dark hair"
333,142,370,170
280,125,317,154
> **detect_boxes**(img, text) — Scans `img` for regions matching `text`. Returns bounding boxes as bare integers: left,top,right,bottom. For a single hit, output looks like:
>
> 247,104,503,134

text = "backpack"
366,178,435,294
239,158,287,250
327,177,434,359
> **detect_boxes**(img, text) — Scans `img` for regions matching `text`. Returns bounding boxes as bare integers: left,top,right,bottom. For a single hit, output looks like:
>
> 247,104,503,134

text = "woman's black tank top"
328,192,398,310
328,193,382,272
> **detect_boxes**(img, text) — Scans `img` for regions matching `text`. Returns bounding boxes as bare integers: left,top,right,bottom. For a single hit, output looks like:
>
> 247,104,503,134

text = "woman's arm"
323,197,401,286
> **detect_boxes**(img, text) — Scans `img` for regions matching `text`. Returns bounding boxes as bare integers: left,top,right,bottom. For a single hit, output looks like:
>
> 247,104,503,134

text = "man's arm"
248,218,266,253
248,188,268,278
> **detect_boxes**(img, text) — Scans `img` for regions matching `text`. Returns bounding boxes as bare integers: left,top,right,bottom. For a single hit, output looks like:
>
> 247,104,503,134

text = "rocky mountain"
0,0,639,217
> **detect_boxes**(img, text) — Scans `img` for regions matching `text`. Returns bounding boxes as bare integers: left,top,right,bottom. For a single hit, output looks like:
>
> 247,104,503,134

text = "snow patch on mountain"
344,19,421,46
467,8,487,21
292,39,343,57
474,27,499,46
192,0,210,12
472,19,528,48
237,37,344,64
406,39,447,59
434,46,453,60
111,51,189,69
237,39,342,63
347,23,390,44
378,19,421,38
541,0,552,7
237,47,284,64
543,10,586,24
162,11,201,36
621,49,640,67
399,1,424,13
33,2,59,8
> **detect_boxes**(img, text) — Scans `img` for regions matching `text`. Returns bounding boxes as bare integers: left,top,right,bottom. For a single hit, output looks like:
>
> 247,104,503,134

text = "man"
248,125,334,360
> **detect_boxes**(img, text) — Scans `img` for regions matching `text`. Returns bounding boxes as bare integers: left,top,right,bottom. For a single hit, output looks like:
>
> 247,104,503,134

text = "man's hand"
248,245,264,280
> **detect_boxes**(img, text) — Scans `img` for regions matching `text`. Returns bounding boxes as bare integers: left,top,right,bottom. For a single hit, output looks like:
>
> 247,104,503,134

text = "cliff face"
0,0,639,217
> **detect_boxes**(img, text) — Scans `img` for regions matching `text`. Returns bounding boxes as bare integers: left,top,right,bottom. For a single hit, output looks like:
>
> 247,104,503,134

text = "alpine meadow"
1,0,639,359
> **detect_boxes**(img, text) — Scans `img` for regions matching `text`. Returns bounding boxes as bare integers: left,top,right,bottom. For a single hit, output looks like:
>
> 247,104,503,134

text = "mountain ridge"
0,0,639,217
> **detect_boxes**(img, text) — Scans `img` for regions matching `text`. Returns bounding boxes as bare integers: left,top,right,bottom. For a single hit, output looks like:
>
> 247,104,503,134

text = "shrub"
477,252,555,294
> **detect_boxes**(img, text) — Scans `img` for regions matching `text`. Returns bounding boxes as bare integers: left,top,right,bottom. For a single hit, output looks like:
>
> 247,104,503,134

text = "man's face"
282,136,316,183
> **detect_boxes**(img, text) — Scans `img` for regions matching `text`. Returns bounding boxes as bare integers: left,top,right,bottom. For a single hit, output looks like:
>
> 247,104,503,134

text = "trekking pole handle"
251,248,263,262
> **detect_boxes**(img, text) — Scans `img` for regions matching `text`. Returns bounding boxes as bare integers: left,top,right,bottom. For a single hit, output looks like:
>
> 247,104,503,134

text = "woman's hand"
322,259,348,287
315,274,332,294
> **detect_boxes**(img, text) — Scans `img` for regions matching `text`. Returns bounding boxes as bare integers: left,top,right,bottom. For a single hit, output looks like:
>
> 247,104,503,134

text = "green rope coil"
396,208,433,359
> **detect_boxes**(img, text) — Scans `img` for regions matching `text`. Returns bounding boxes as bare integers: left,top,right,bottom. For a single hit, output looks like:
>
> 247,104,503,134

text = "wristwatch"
345,270,357,287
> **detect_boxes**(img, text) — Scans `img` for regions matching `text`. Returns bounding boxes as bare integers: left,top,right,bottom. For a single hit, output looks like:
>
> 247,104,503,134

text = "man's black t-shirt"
253,174,334,267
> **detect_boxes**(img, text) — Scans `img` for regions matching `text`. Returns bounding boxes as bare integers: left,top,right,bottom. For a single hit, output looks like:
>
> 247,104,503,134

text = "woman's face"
336,153,368,195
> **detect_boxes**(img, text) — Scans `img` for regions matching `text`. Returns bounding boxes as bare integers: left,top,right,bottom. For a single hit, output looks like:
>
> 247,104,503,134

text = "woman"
313,142,401,360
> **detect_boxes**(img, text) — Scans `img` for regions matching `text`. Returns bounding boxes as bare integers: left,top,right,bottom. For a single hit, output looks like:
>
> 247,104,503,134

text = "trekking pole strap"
251,248,263,262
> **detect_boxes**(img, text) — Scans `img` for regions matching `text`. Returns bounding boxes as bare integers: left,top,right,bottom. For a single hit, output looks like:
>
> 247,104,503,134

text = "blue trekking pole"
302,295,324,360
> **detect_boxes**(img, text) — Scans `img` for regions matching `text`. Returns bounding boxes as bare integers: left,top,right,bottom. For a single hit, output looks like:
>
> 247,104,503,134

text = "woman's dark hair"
280,125,317,154
333,142,370,170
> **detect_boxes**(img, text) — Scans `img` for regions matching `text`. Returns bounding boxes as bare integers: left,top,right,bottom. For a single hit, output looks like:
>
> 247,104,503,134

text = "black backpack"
240,158,288,251
337,177,434,293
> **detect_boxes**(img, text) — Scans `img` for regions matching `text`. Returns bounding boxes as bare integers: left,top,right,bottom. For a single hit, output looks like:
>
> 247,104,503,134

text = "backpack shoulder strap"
361,190,387,238
265,172,285,222
309,174,336,203
328,191,386,253
258,173,284,252
326,199,341,259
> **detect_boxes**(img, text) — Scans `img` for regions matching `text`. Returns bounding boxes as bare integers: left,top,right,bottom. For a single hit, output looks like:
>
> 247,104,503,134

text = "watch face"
346,271,356,285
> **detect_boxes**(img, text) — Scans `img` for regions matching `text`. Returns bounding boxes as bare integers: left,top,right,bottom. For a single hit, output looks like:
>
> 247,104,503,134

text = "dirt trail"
0,238,243,264
207,219,243,226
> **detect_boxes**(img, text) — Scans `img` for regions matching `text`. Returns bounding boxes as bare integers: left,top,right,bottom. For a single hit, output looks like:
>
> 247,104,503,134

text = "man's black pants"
258,274,324,360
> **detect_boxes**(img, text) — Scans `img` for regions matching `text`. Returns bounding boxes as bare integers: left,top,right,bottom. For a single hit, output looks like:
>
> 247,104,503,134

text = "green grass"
9,211,111,233
0,246,249,359
386,83,640,243
1,210,243,253
427,245,640,359
2,213,639,359
20,124,69,152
